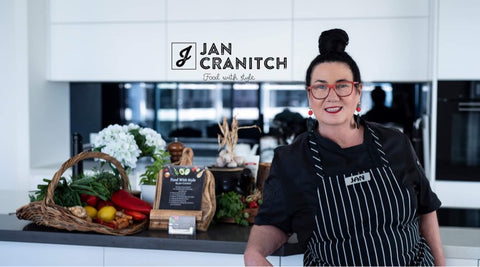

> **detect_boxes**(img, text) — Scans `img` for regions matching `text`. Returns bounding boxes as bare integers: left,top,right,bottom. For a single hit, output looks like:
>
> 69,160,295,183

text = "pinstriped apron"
303,125,434,266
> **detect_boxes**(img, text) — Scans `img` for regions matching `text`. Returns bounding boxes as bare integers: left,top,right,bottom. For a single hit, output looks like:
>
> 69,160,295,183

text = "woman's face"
308,62,362,128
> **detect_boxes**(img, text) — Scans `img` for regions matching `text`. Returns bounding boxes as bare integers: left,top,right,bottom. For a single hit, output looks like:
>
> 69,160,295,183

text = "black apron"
303,125,435,266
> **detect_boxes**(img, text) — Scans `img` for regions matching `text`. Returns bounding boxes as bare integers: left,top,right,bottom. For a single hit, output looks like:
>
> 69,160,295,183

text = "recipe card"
159,165,205,211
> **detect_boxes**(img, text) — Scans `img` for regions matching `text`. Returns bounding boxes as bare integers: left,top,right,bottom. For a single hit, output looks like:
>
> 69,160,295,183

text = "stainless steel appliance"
436,81,480,181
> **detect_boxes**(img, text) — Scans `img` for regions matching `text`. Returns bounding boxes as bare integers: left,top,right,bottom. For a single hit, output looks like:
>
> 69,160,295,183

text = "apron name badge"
345,172,371,186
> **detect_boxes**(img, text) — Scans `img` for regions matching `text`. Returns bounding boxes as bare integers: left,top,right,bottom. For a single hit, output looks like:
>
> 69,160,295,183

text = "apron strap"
307,120,325,180
365,124,390,168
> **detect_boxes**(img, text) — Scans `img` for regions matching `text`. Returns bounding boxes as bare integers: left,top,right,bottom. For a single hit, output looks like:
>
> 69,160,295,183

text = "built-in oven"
436,81,480,181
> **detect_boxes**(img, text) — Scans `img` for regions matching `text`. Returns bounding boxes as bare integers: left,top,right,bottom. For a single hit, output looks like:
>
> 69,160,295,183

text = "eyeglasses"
308,81,359,100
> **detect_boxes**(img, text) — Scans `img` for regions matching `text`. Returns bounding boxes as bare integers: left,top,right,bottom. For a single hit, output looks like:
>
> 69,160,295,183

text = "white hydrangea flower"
92,123,167,170
125,123,140,131
93,124,141,169
140,127,167,155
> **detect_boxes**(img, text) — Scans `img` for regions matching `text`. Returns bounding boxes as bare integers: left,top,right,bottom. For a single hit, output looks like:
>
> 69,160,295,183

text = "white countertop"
440,227,480,259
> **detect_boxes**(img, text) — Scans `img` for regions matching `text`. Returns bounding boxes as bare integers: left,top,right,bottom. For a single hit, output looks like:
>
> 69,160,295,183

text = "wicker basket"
16,151,148,236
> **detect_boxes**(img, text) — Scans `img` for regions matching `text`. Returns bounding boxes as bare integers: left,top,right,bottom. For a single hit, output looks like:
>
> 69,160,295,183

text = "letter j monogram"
176,45,192,67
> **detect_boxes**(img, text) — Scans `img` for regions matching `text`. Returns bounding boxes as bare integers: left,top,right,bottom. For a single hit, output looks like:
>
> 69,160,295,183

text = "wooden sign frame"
149,168,203,230
149,147,216,231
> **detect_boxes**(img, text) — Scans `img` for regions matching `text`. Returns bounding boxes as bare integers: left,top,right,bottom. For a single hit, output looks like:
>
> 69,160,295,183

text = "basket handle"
43,151,130,206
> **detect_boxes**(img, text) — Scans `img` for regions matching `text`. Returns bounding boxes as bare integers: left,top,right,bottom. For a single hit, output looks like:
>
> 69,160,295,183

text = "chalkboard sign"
158,165,205,211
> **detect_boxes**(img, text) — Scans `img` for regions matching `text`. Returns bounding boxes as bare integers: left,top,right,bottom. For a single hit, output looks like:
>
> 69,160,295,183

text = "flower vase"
130,157,154,191
140,184,157,205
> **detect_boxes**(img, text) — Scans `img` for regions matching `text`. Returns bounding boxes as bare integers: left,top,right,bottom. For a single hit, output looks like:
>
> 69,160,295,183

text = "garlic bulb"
216,149,244,167
227,161,238,168
68,206,88,219
234,156,245,166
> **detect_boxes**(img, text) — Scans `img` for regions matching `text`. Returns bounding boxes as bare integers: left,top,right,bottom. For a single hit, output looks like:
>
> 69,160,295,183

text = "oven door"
436,99,480,181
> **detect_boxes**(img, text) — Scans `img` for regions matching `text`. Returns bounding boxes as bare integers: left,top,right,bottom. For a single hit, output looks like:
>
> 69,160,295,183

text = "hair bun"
318,28,349,54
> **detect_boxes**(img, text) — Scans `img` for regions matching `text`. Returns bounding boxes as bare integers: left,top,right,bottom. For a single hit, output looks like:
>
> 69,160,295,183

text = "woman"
244,29,445,266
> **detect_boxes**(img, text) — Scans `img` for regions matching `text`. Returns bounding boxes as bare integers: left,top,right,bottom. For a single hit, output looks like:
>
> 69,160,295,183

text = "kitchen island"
2,213,480,266
0,213,302,266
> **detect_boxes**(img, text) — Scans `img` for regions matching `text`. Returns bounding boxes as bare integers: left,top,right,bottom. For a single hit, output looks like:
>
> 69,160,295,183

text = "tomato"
247,201,259,209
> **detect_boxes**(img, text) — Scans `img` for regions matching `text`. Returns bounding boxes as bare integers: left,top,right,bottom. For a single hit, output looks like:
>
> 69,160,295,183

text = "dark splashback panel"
437,208,480,228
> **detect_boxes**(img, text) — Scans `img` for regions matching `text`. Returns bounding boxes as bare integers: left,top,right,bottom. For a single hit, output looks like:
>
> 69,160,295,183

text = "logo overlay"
171,42,288,81
171,42,196,70
344,172,371,186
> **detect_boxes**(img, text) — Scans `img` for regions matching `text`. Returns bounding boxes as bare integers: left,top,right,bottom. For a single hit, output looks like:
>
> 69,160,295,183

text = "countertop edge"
2,216,479,258
0,215,303,256
0,228,249,255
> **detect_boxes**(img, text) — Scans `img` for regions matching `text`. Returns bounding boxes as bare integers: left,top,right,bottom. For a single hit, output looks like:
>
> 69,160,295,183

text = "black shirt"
255,120,441,249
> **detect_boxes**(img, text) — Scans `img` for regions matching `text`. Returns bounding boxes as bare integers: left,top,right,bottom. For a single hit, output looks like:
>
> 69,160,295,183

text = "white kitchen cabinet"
166,20,292,81
292,17,430,82
0,241,104,266
445,257,479,266
49,23,167,81
50,0,166,23
280,254,303,266
47,0,436,82
0,241,280,266
293,0,429,19
278,252,480,266
104,247,280,266
438,0,480,79
280,255,480,266
167,0,291,21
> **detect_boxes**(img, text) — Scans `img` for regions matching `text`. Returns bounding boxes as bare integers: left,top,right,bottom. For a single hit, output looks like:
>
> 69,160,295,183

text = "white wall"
28,0,69,169
0,0,30,190
0,0,69,192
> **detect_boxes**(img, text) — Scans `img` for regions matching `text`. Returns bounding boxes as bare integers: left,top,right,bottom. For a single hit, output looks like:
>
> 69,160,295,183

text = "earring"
355,104,361,129
308,108,313,116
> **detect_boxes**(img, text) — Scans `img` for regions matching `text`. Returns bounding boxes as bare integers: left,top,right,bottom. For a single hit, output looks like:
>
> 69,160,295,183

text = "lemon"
84,205,97,219
97,206,116,222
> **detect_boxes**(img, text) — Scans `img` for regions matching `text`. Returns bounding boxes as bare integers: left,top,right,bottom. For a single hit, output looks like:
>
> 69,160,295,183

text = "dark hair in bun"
305,28,361,87
318,28,349,54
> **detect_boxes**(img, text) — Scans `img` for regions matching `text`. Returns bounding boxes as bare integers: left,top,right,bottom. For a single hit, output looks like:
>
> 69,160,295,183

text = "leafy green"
30,177,82,207
129,127,150,157
30,170,122,207
139,151,170,185
94,171,122,197
215,191,249,226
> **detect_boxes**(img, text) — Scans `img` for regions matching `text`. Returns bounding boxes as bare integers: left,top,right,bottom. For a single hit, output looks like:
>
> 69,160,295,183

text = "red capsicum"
80,193,99,207
124,210,147,221
93,218,117,229
111,189,152,215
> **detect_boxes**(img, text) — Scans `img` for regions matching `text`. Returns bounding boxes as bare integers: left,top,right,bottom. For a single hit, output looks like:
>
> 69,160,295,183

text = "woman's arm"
244,225,288,266
420,211,445,266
